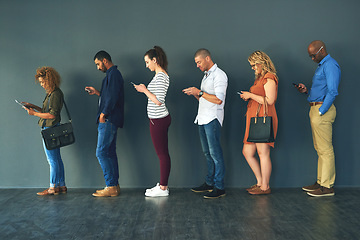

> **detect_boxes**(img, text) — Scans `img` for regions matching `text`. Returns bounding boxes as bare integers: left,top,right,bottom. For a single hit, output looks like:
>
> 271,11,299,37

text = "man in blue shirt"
296,40,341,197
85,50,124,197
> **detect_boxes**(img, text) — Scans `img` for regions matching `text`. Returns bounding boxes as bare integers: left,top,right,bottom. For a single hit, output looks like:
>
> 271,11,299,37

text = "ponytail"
145,46,168,71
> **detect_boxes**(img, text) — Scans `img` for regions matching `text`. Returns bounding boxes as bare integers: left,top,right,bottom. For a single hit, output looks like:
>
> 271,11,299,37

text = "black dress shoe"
204,188,226,199
191,183,213,193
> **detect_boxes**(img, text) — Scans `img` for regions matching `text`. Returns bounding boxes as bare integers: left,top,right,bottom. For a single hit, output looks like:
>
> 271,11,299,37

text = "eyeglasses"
309,46,323,59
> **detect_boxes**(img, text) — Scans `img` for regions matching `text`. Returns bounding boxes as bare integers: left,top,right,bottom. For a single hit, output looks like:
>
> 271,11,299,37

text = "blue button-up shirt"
97,65,124,128
308,54,341,114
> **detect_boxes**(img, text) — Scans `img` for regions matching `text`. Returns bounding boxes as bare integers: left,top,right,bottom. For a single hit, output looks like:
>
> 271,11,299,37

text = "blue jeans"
96,122,119,187
199,119,225,190
42,127,65,188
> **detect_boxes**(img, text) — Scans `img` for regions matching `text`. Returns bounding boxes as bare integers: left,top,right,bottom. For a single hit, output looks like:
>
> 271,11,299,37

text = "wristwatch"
199,91,204,97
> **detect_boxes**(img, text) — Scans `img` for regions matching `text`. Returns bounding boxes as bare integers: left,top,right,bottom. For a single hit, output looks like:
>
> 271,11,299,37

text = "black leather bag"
41,122,75,150
247,98,275,143
41,99,75,150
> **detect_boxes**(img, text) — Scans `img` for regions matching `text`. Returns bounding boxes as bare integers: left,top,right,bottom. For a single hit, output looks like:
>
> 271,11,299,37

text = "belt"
309,102,323,106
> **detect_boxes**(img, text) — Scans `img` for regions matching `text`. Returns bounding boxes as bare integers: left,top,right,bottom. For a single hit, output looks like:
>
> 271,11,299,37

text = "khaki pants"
309,104,336,188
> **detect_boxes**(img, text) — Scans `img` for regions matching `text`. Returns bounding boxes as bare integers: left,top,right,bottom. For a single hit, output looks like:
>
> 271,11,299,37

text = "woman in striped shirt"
133,46,171,197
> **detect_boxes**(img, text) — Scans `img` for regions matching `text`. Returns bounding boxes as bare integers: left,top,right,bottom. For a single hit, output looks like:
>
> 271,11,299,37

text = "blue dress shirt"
308,54,341,114
97,65,124,128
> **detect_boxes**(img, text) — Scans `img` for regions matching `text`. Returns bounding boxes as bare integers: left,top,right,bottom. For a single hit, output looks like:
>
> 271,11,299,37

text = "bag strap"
255,96,269,117
263,97,269,116
63,100,72,122
253,97,269,124
42,92,72,128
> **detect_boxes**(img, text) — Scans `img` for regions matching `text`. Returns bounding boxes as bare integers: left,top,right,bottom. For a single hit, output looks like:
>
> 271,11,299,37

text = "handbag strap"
42,92,72,128
255,96,269,117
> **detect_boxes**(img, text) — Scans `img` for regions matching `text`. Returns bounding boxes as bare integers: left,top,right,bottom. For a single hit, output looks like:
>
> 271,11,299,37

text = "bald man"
295,40,341,197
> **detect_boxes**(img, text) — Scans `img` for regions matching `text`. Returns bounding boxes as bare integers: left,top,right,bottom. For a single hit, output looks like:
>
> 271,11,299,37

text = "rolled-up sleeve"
48,91,63,117
214,71,228,102
319,62,341,114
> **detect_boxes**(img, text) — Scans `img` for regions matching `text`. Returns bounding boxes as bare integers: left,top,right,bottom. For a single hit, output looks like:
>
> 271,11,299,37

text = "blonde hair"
35,66,61,92
248,51,277,80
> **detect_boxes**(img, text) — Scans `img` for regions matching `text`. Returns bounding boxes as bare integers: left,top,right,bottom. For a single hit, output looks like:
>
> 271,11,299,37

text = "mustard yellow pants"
309,104,336,188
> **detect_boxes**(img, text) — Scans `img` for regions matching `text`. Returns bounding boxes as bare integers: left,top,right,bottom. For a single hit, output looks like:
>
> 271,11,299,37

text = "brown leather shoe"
249,187,271,195
302,182,321,192
92,185,119,197
37,187,60,196
307,186,334,197
96,185,120,194
246,184,260,192
59,186,67,194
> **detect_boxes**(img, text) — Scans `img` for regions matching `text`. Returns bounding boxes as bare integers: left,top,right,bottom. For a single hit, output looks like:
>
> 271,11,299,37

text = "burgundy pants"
149,114,171,186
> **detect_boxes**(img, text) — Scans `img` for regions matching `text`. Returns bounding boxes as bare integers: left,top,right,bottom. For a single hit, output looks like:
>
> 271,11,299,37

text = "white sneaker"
146,183,160,193
145,184,169,197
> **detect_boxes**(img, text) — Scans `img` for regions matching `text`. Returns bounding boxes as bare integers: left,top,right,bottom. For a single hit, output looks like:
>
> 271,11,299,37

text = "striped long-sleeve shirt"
147,72,170,119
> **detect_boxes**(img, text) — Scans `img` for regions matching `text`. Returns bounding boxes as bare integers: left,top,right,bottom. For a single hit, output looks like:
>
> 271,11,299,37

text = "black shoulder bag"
41,95,75,150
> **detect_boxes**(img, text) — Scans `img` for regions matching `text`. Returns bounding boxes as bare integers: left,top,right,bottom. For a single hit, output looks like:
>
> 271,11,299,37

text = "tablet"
15,100,27,109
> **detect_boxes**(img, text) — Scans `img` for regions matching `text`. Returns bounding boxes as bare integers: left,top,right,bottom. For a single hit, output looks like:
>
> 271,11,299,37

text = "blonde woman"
239,51,278,195
22,67,67,196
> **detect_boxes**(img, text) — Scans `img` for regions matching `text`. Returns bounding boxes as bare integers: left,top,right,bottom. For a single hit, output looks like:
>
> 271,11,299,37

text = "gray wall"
1,0,359,188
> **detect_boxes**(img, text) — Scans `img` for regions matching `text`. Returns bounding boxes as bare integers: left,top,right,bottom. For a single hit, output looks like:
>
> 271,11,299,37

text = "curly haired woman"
23,67,67,196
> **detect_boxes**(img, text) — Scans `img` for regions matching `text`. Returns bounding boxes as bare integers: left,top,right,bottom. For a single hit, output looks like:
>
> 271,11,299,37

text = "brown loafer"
92,185,119,197
249,187,271,195
59,186,67,194
37,187,60,196
246,184,260,192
